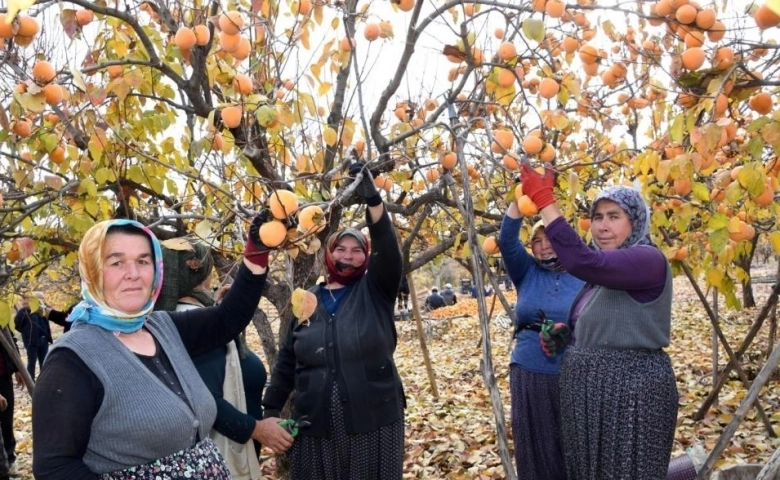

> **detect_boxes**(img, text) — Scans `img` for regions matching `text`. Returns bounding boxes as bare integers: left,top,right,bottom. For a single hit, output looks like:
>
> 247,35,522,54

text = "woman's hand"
348,162,382,207
252,417,295,454
520,162,556,209
243,209,272,272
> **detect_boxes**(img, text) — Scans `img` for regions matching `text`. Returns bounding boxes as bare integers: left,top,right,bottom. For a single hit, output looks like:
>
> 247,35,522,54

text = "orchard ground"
10,266,780,479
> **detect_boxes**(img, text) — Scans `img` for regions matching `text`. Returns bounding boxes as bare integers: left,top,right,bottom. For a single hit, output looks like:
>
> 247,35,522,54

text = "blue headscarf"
69,219,164,333
590,186,655,249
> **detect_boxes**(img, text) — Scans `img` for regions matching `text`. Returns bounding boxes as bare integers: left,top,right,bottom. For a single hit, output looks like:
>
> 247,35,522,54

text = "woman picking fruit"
260,162,405,479
520,162,677,480
498,208,584,480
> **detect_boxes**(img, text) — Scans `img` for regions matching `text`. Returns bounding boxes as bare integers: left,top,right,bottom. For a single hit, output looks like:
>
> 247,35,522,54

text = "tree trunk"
736,235,759,308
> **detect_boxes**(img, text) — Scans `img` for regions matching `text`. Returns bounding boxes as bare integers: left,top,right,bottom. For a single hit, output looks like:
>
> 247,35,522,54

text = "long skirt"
560,347,678,480
289,383,405,480
510,364,567,480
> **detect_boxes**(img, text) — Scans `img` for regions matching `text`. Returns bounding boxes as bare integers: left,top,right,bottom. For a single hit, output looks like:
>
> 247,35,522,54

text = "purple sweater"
544,217,667,302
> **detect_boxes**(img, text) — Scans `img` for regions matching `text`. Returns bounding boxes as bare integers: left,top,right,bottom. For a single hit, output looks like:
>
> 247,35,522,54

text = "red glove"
520,162,556,209
244,209,271,268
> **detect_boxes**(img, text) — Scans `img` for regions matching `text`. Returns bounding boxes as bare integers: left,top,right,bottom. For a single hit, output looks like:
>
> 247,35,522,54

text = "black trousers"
0,373,14,465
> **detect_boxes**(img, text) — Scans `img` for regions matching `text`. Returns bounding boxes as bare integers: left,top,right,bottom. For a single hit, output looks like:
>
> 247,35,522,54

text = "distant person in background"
14,297,52,380
397,276,410,320
425,287,446,311
441,283,457,306
469,284,494,298
0,327,20,475
154,237,267,480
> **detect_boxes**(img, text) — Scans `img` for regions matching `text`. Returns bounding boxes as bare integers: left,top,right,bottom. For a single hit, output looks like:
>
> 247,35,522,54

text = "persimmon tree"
2,0,780,475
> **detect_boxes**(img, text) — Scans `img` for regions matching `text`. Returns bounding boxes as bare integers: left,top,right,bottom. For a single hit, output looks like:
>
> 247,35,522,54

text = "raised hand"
520,162,556,210
348,162,382,206
244,209,272,268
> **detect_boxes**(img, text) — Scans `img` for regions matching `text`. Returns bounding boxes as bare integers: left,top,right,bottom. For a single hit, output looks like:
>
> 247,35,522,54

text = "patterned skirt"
560,347,678,480
510,365,567,480
100,438,230,480
289,383,405,480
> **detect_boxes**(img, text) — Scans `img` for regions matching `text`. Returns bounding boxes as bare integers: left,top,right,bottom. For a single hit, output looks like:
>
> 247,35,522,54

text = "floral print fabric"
100,438,230,480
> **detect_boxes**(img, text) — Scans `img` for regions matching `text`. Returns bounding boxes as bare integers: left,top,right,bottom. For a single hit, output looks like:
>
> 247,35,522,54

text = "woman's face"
530,229,556,260
102,232,155,313
591,199,632,250
331,235,366,268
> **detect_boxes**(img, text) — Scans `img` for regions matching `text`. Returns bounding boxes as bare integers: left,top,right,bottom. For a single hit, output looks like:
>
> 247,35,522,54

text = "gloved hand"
348,162,382,207
244,209,271,268
539,321,571,358
520,162,556,210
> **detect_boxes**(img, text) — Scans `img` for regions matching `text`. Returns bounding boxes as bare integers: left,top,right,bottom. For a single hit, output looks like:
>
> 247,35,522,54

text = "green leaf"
255,105,277,128
79,178,98,197
692,181,710,202
709,227,729,253
670,115,684,144
521,19,545,43
736,165,764,197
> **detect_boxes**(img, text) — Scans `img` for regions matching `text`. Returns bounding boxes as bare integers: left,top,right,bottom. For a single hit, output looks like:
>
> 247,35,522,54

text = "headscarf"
589,186,655,249
69,219,164,333
324,227,370,285
530,219,564,272
154,237,215,312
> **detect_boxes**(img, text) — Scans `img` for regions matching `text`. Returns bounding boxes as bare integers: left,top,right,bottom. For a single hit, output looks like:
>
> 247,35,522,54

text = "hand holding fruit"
539,321,571,358
348,162,382,206
520,162,556,209
244,209,272,268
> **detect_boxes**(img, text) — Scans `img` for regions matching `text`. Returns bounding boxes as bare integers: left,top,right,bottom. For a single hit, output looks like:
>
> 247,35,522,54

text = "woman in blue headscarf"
520,163,678,480
32,215,286,479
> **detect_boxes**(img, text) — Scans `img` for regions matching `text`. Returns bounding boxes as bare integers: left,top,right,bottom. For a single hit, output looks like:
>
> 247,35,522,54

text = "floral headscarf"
69,219,164,333
324,227,370,285
590,186,655,249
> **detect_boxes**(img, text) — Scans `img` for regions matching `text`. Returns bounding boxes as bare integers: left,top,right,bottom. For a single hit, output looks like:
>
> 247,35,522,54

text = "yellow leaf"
323,126,338,146
769,231,780,253
0,301,10,329
161,238,195,251
727,216,742,233
769,0,780,16
318,82,332,96
291,288,317,323
6,0,35,22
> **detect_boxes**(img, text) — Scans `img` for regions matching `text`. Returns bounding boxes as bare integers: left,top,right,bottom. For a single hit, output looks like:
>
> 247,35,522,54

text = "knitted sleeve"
498,214,536,287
